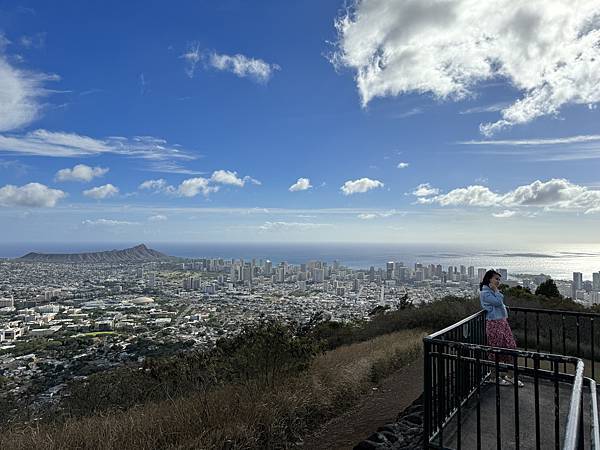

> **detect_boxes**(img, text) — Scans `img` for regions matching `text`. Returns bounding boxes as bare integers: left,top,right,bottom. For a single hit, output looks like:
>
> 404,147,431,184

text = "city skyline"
1,1,600,244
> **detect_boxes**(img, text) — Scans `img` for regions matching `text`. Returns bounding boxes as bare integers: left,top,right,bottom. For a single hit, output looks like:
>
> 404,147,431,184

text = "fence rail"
423,306,600,450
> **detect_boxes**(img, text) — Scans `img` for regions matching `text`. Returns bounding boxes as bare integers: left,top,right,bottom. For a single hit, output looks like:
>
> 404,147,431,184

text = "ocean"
2,242,600,281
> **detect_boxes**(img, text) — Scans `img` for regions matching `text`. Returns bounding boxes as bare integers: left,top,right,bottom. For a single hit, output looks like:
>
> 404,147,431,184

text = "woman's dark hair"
480,269,501,291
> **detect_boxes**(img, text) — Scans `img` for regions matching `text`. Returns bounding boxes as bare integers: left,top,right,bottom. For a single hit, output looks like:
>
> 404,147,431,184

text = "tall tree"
535,279,562,299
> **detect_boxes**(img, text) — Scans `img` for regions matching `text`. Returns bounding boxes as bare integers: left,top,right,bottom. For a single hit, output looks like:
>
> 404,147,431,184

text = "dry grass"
0,329,425,450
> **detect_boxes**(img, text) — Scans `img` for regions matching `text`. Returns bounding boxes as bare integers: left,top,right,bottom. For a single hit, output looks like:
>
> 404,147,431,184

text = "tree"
535,279,562,299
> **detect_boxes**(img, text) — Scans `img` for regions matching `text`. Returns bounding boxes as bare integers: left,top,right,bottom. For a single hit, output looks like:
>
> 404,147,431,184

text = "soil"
300,360,424,450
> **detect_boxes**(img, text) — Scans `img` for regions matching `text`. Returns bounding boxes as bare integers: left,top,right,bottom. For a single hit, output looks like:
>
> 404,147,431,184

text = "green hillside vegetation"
0,290,594,449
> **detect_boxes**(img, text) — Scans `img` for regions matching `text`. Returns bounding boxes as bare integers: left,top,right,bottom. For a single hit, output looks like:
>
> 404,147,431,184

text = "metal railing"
509,307,599,381
423,307,600,450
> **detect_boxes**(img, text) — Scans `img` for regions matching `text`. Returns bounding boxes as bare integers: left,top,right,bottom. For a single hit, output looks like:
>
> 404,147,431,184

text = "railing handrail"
564,360,585,450
587,378,600,450
428,338,582,364
425,310,485,340
509,306,600,318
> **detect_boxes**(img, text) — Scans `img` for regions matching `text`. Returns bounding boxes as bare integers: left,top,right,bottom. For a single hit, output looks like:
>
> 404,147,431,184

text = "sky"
1,0,600,247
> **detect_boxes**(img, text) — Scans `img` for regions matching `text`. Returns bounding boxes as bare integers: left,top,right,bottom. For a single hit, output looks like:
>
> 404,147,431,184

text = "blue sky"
1,0,600,246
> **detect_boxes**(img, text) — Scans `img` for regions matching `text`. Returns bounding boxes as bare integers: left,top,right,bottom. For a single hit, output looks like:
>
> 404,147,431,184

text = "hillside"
17,244,169,263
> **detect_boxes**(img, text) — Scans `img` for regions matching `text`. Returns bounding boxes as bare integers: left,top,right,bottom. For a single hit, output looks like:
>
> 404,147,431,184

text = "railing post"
423,338,431,448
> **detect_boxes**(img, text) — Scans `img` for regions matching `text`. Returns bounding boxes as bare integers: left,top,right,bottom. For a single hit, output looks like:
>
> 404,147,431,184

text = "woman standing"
480,269,524,386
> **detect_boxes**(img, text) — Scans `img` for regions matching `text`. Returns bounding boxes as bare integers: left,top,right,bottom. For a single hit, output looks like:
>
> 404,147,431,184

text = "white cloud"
83,184,119,200
412,183,439,197
289,178,312,192
81,219,139,226
0,130,195,160
210,169,245,186
0,182,65,207
357,213,377,220
55,164,109,182
394,108,423,119
332,0,600,134
358,209,402,219
397,162,409,169
0,53,57,132
138,178,176,194
148,214,168,222
492,210,517,218
177,177,219,198
138,171,258,199
340,177,384,195
208,51,280,83
460,135,600,146
459,102,511,115
258,221,332,231
180,42,201,78
420,178,600,214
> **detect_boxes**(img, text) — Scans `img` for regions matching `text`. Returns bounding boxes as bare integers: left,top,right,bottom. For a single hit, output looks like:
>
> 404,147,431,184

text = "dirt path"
301,360,423,450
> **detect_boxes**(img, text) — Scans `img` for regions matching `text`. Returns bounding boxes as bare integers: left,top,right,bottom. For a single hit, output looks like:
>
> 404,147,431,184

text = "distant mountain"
17,244,170,263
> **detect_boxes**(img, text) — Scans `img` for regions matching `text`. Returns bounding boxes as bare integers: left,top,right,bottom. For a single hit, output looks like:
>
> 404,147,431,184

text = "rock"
366,432,388,444
354,393,424,450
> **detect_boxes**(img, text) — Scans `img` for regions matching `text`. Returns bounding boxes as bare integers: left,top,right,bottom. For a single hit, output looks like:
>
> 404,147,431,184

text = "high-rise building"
368,266,375,282
478,268,487,282
276,268,285,283
593,272,600,291
573,272,583,298
386,262,395,280
313,268,325,283
460,265,466,275
436,264,443,278
265,260,272,276
242,265,253,282
468,266,475,279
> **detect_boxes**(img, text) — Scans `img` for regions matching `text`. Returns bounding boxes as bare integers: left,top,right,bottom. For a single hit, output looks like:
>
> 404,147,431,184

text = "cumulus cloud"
139,171,259,199
397,162,409,169
419,178,600,214
412,183,440,197
83,184,119,200
332,0,600,134
0,130,195,160
81,219,139,226
340,177,384,195
148,214,168,222
211,170,247,186
177,177,219,197
258,221,332,231
55,164,108,182
0,182,65,207
0,53,58,132
138,178,174,193
289,178,312,192
207,51,280,83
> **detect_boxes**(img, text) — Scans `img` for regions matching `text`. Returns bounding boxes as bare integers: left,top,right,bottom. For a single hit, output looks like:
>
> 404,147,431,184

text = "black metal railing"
509,307,600,381
423,307,600,450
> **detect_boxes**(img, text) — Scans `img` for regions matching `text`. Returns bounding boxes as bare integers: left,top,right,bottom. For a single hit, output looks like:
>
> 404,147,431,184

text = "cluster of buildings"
0,255,597,413
571,271,600,304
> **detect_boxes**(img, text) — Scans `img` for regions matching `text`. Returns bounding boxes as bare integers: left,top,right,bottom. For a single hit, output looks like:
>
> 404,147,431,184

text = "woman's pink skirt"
486,318,517,364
